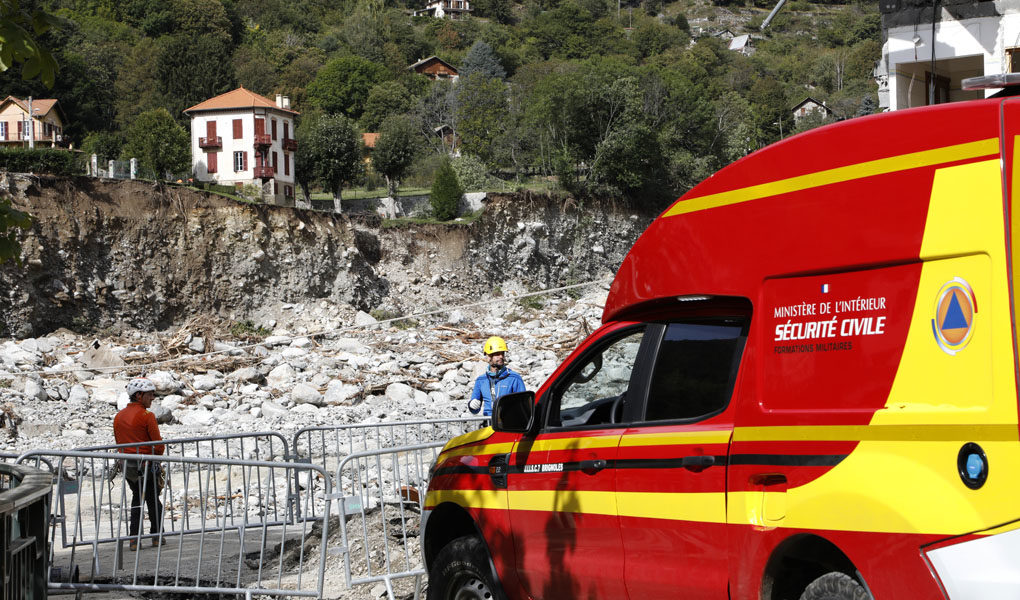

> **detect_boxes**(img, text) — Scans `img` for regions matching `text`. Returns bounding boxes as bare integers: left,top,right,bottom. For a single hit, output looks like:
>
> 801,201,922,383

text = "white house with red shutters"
184,87,298,204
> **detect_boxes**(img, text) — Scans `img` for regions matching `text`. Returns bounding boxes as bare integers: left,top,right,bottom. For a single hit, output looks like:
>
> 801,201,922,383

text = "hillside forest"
3,0,880,209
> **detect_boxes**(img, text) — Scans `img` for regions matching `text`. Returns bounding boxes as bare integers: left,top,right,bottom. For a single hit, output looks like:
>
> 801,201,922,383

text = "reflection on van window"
553,329,645,427
645,320,746,422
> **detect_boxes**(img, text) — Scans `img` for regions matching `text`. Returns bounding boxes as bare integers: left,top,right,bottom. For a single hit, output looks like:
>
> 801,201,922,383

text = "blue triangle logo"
941,292,970,330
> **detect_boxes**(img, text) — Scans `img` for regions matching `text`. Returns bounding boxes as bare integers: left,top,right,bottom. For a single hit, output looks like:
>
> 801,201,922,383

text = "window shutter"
255,152,263,168
16,121,22,140
272,151,278,169
255,118,265,135
283,122,289,140
243,151,248,170
207,120,216,139
271,119,277,140
284,154,290,176
233,119,242,139
207,152,217,174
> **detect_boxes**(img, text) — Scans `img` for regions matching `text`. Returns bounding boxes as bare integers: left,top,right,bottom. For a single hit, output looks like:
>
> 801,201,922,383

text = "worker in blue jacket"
468,336,526,417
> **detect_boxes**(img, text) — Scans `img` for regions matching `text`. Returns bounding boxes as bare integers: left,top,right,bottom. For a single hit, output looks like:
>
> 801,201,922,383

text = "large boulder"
266,364,295,388
385,383,414,404
23,379,47,402
260,401,288,420
80,343,125,370
83,378,126,406
149,401,174,424
291,383,323,406
192,374,219,391
179,409,216,427
228,366,262,383
147,371,181,394
325,381,362,406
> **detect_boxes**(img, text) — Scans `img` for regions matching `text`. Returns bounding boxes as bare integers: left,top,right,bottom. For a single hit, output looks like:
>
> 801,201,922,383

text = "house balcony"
253,133,271,147
283,138,297,151
253,166,275,179
199,136,222,149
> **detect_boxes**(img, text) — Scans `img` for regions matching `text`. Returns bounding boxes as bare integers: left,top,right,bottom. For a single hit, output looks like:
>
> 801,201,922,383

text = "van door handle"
580,459,607,474
681,455,715,470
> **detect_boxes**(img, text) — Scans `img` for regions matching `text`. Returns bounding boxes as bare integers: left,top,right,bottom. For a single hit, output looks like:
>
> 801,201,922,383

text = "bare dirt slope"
1,175,652,338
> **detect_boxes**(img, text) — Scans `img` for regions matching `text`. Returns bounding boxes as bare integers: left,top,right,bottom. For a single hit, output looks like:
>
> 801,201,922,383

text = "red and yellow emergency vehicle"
422,94,1020,600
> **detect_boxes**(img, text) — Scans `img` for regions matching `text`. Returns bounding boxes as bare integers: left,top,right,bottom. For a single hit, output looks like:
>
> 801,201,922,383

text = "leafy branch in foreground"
0,0,60,88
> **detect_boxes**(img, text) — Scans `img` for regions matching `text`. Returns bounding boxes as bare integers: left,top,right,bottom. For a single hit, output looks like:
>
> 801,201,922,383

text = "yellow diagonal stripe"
664,138,998,217
617,491,726,523
508,490,617,515
529,436,621,452
619,430,731,447
439,442,515,460
733,424,1019,443
426,488,506,510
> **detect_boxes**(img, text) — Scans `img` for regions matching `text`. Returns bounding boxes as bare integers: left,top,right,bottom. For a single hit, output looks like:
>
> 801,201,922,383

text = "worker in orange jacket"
114,377,166,550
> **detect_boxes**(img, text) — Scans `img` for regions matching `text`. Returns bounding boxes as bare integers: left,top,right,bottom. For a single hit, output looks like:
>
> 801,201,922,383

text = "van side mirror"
492,391,536,434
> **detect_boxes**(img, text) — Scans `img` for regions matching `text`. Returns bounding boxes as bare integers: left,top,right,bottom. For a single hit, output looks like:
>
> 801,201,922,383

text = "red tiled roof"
183,87,299,115
362,133,379,148
1,96,59,118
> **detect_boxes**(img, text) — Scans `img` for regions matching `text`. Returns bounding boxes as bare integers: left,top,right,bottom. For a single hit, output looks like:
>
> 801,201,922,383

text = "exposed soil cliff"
0,175,653,337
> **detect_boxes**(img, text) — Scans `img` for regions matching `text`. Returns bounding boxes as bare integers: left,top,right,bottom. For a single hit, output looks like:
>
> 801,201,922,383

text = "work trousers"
126,462,163,537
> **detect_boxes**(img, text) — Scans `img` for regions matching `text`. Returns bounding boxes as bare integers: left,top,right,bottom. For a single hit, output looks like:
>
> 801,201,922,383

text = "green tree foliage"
455,73,508,165
301,113,363,203
460,40,505,79
360,81,415,132
525,1,630,59
372,114,419,196
114,37,161,130
81,130,123,161
791,109,838,135
306,55,390,119
747,76,790,149
157,34,236,119
122,108,190,177
0,197,31,264
0,0,60,88
415,80,458,156
8,0,881,212
430,157,463,220
473,0,514,24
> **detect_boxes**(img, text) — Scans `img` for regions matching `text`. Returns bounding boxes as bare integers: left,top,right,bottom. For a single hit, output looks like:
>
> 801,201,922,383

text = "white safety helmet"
126,377,156,398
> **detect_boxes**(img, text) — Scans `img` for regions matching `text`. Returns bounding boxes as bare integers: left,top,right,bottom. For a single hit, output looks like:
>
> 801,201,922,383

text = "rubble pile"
0,288,608,454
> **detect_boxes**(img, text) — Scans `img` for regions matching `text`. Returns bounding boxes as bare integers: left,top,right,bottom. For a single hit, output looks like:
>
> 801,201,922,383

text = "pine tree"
430,158,464,221
459,41,506,80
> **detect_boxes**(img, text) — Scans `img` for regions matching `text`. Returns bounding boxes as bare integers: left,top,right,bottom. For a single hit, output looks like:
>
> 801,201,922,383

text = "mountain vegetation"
4,0,880,210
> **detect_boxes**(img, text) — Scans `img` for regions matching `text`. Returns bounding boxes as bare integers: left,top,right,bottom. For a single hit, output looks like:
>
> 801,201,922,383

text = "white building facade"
184,88,298,205
880,0,1020,111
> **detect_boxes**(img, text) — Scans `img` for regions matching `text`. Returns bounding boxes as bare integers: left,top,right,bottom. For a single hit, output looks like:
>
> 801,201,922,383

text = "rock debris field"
0,286,609,599
0,286,608,452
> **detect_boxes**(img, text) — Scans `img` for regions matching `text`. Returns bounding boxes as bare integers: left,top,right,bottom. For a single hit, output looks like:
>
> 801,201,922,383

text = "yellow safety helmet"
483,336,508,355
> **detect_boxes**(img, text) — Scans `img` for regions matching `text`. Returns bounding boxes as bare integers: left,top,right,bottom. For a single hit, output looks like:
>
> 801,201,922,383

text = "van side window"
644,320,747,422
549,328,646,428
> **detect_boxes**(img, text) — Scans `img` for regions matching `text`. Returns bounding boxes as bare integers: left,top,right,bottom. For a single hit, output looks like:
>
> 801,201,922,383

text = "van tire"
799,572,870,600
426,535,505,600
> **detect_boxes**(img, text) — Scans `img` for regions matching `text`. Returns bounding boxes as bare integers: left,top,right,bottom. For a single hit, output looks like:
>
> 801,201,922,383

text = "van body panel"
424,98,1020,599
605,101,1001,323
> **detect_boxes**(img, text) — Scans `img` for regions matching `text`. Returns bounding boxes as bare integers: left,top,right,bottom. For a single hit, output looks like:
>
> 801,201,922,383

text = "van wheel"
799,572,870,600
426,535,504,600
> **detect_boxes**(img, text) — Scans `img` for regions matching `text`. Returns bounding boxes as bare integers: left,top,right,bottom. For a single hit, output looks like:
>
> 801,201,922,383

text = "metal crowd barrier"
17,449,331,598
76,431,291,463
336,442,447,600
0,462,52,600
292,418,484,469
